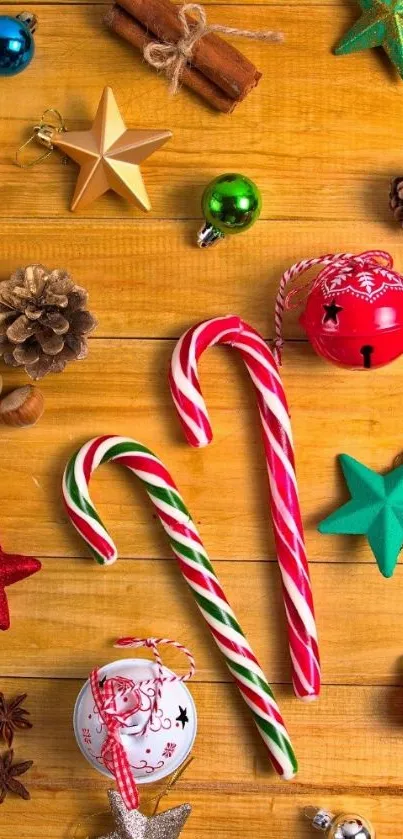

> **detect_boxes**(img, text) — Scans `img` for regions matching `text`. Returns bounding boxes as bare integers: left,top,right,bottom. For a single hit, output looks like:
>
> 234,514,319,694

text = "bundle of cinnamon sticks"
104,0,264,113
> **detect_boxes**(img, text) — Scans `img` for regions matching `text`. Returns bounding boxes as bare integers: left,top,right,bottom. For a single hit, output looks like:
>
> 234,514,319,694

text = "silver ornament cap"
16,11,37,33
305,807,334,831
197,222,225,248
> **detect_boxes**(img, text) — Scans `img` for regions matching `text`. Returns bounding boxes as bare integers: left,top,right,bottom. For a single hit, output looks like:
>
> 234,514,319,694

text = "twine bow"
273,249,396,365
90,638,196,811
143,2,283,94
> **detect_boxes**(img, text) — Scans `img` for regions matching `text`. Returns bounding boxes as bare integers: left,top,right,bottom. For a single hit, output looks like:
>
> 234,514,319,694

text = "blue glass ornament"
0,13,36,77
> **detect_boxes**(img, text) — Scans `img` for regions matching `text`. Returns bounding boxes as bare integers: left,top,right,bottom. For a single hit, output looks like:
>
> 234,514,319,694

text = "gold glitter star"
98,791,191,839
52,87,172,212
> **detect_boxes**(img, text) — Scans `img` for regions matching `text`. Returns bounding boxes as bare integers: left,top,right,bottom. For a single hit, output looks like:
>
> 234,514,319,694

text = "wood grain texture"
1,4,401,221
2,791,400,839
1,222,403,339
1,559,403,685
1,678,402,792
0,0,399,835
0,340,401,561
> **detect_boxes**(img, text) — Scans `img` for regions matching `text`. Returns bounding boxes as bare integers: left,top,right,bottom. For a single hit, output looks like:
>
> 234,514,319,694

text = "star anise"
0,750,33,803
0,693,32,747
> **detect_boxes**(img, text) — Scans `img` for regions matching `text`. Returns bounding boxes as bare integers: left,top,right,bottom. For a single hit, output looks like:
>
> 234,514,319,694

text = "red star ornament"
0,547,41,631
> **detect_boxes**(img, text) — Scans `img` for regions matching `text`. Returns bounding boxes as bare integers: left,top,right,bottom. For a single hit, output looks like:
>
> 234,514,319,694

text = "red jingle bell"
274,250,403,370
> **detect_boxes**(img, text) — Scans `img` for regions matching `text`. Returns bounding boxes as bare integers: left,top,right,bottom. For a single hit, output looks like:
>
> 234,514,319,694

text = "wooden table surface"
1,0,402,836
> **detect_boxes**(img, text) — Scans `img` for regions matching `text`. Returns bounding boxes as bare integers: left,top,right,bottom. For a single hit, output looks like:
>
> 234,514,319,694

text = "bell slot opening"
360,345,374,369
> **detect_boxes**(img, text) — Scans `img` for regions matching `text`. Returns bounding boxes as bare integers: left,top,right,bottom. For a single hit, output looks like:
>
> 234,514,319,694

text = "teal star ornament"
318,453,403,578
335,0,403,79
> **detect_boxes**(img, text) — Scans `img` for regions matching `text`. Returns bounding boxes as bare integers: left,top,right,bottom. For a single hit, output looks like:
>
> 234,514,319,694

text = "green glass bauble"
198,173,261,248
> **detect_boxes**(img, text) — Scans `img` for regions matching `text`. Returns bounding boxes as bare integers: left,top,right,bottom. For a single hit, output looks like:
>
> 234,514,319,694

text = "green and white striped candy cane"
63,434,298,780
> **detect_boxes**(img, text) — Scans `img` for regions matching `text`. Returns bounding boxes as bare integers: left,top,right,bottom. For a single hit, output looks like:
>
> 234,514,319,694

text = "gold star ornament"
98,791,192,839
52,87,172,212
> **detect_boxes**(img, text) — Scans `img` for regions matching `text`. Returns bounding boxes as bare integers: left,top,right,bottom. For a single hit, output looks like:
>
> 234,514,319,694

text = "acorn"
0,385,44,427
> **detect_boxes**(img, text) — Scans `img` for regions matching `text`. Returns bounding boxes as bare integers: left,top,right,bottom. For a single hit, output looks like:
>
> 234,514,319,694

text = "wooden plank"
0,678,401,792
3,135,383,221
1,559,403,685
0,790,395,839
0,339,400,561
1,222,403,339
0,0,399,834
0,5,399,220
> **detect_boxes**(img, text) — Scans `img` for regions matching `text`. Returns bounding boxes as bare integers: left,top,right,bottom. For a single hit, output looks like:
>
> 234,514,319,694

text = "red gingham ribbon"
90,638,196,810
90,669,140,810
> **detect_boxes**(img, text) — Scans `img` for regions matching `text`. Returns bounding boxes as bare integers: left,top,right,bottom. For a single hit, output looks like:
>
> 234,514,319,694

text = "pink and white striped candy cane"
169,315,320,701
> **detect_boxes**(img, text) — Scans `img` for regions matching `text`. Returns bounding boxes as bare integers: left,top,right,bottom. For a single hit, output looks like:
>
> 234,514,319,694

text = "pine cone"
0,265,97,380
390,177,403,224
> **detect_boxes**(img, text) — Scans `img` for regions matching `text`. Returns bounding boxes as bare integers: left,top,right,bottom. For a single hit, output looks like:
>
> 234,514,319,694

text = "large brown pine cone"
0,265,97,380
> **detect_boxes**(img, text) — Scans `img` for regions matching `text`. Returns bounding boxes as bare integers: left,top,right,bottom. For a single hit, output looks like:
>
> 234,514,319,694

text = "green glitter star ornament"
318,453,403,578
334,0,403,79
98,791,191,839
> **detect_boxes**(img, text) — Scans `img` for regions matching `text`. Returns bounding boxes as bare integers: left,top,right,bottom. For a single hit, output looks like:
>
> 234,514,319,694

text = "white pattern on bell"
73,658,197,784
323,261,403,302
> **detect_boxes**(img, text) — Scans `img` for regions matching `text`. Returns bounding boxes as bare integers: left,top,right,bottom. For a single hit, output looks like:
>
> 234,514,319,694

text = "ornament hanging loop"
15,109,66,169
15,133,53,168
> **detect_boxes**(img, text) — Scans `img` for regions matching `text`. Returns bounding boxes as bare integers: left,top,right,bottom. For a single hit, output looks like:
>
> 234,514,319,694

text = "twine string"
89,638,196,811
273,250,395,365
151,755,194,815
143,2,283,94
114,637,196,731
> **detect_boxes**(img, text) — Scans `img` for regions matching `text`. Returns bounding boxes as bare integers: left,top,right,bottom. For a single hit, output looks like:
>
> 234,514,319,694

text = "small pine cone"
390,177,403,224
0,265,97,380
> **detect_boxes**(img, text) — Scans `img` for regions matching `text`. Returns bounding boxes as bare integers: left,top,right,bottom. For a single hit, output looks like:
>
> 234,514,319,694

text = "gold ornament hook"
150,755,194,816
15,109,66,169
71,809,110,839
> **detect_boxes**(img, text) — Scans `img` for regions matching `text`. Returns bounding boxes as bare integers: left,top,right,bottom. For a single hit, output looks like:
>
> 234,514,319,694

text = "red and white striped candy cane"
169,315,320,701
